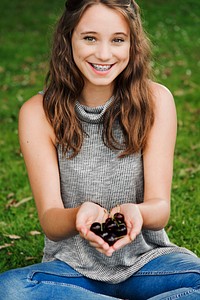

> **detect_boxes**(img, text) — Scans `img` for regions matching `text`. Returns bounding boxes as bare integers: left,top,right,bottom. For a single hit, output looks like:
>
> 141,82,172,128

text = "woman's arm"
139,82,177,230
19,94,79,241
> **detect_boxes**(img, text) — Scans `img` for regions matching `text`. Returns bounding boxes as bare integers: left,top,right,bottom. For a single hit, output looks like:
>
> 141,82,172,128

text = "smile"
90,63,113,72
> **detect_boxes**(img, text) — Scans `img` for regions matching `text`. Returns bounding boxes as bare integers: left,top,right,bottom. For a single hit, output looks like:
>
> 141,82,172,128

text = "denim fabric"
0,252,199,300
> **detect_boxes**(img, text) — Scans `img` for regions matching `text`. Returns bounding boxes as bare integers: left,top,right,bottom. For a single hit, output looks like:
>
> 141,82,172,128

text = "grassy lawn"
0,0,199,272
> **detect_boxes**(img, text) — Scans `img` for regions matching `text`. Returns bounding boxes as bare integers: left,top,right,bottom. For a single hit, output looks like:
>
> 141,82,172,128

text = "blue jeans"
0,253,200,300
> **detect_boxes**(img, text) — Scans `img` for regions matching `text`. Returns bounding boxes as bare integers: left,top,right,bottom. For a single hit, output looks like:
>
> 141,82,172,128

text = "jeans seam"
159,288,195,300
27,270,82,281
133,270,200,276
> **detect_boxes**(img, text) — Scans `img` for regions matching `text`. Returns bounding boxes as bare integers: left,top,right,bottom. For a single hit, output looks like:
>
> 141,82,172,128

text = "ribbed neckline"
75,96,114,124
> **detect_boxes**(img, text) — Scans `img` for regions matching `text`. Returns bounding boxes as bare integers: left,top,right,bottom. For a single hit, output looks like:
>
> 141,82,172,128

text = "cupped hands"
76,202,143,256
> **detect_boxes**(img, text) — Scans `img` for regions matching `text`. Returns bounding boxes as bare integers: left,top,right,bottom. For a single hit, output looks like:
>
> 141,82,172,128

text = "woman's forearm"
40,207,80,241
137,198,170,230
40,198,170,242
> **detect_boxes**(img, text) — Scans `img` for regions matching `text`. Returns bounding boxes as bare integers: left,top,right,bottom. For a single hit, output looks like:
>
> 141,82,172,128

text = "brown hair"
43,0,154,158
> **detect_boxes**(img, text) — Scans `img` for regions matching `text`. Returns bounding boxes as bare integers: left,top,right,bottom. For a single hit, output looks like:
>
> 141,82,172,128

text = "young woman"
0,1,199,299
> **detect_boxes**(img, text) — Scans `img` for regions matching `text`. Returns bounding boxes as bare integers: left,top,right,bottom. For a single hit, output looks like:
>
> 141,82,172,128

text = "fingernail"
81,229,87,237
130,233,136,241
106,250,113,257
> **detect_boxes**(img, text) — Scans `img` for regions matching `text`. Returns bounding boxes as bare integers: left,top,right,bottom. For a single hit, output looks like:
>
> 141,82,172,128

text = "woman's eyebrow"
80,31,128,36
114,32,129,37
80,31,98,35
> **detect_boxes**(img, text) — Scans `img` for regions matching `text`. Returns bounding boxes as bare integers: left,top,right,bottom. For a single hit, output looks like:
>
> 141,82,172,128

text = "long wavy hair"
43,0,154,158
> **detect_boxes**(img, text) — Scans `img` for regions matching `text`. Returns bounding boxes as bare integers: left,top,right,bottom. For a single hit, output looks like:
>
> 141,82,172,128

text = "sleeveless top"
42,97,194,284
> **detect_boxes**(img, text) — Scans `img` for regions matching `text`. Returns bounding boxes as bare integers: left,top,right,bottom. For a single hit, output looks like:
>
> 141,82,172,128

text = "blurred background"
0,0,199,272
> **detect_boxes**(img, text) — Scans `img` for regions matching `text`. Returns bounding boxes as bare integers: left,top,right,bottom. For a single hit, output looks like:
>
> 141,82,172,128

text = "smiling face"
71,4,130,98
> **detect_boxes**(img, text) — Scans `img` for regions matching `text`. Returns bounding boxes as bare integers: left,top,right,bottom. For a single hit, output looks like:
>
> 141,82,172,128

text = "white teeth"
91,64,112,71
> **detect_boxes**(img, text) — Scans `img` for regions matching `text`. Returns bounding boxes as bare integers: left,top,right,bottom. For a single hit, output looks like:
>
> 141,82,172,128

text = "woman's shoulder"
19,93,55,142
19,93,44,116
149,81,174,105
148,81,177,133
149,81,173,100
149,81,176,115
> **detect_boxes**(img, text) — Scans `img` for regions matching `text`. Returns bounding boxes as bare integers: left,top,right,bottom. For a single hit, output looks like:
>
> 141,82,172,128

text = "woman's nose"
95,42,112,61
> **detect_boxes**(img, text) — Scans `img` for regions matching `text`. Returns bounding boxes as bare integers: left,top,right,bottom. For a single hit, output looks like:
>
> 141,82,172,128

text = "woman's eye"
84,36,96,42
113,38,124,43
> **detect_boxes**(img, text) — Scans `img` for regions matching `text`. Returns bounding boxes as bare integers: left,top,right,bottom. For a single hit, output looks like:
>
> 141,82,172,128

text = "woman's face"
71,3,130,92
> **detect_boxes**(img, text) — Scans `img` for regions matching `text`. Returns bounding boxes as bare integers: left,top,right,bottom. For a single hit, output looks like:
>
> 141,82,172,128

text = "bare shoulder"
149,81,176,120
150,81,175,108
19,93,45,119
19,93,55,144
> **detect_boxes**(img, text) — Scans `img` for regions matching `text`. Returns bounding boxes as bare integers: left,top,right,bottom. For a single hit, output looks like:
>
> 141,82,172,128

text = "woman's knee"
0,268,31,300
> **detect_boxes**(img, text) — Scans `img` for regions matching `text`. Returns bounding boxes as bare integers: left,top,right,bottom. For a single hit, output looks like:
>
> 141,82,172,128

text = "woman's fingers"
77,202,143,256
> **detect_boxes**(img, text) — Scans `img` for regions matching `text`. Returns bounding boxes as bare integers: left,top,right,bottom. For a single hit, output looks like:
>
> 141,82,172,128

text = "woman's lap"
120,252,200,299
0,260,119,300
0,252,199,300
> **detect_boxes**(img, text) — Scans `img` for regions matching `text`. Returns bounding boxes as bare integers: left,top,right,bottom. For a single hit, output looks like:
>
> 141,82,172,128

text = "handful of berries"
90,213,127,246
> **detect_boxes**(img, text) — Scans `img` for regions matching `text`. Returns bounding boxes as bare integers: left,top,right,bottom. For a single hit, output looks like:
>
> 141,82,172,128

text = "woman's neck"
80,84,114,107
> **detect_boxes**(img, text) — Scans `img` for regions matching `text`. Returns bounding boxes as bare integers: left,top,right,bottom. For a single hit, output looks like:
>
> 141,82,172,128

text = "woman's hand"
76,202,111,255
77,202,143,257
105,203,143,256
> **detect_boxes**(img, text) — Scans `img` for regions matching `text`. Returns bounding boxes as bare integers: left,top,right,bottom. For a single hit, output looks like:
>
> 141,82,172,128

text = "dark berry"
105,218,118,232
90,213,127,246
104,233,117,246
115,223,127,237
90,222,102,234
114,213,124,224
105,217,112,226
99,231,109,240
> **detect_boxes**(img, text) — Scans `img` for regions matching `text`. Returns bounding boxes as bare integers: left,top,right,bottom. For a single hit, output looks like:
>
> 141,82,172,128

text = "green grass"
0,0,199,272
139,0,200,254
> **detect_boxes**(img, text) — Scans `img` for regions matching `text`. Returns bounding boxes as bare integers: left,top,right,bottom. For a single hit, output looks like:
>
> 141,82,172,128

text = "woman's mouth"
89,63,113,72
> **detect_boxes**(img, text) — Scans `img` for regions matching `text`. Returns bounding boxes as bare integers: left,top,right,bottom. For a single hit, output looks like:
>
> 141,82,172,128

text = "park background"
0,0,199,272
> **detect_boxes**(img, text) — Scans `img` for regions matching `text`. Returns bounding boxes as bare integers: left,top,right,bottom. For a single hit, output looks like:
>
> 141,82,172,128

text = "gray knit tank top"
42,97,194,284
